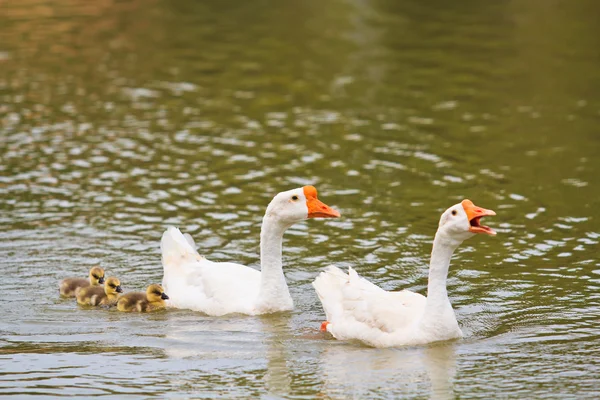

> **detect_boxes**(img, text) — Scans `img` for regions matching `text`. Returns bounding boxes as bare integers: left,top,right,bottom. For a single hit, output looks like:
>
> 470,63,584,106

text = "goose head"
265,185,340,226
104,277,123,295
146,284,169,302
89,267,105,285
438,199,496,242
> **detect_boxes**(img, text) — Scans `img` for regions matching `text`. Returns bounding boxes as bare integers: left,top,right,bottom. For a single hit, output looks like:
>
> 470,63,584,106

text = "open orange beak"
461,199,496,236
304,186,341,219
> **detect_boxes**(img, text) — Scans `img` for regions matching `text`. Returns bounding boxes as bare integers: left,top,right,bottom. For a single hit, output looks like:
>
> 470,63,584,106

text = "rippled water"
2,0,600,398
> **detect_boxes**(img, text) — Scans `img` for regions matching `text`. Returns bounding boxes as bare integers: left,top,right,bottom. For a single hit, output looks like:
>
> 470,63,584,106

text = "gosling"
59,267,105,297
117,284,169,312
77,276,123,307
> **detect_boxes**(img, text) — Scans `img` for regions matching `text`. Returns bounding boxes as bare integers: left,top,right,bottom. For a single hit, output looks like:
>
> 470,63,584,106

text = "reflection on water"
2,0,600,398
320,342,457,399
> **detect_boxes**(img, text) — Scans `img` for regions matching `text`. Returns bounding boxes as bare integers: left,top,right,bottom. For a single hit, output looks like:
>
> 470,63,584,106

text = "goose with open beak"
313,199,496,347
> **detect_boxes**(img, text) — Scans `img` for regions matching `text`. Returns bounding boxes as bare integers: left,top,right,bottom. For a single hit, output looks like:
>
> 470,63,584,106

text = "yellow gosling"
117,284,169,313
59,267,105,297
77,277,122,307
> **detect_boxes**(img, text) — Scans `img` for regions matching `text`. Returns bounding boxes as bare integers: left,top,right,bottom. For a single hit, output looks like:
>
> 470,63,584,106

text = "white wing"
313,266,426,339
161,227,261,316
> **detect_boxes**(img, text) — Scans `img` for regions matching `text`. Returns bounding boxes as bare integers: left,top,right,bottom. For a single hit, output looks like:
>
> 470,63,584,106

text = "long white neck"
255,215,293,312
421,231,462,324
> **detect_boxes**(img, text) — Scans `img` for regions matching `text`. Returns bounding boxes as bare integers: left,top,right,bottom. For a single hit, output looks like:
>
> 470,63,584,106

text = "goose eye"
451,210,457,216
291,195,299,201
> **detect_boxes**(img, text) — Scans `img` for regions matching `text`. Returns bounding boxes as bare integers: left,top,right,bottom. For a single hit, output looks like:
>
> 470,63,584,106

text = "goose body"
161,186,340,316
59,267,105,297
313,200,496,348
77,277,123,307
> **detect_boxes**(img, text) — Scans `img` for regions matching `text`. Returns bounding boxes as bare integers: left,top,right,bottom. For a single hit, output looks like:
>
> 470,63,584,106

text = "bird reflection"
318,340,456,399
259,313,293,397
160,311,293,398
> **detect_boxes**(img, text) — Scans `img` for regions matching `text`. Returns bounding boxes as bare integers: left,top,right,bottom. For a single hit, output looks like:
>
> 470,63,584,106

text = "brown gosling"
117,284,169,313
77,276,123,307
59,267,105,297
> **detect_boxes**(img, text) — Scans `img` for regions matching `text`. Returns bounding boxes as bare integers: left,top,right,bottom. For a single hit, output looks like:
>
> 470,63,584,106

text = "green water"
1,0,599,398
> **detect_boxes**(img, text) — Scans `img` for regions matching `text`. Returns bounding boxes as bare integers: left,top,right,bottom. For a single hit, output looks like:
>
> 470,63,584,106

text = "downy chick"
117,284,169,312
59,267,105,297
77,276,122,307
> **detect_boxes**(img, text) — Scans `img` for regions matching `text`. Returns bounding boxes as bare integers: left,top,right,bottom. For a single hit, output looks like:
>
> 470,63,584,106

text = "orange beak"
461,199,496,236
304,186,341,219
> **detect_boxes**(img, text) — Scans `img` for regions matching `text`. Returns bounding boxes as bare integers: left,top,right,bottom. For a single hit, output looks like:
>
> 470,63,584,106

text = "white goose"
313,199,496,348
161,186,340,316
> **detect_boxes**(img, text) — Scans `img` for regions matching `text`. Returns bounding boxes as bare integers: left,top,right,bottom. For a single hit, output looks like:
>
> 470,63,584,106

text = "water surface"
1,0,599,398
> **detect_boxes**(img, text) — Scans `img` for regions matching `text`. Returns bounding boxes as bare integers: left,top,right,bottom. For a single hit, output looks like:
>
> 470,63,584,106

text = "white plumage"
313,199,496,347
161,186,340,316
161,226,262,315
